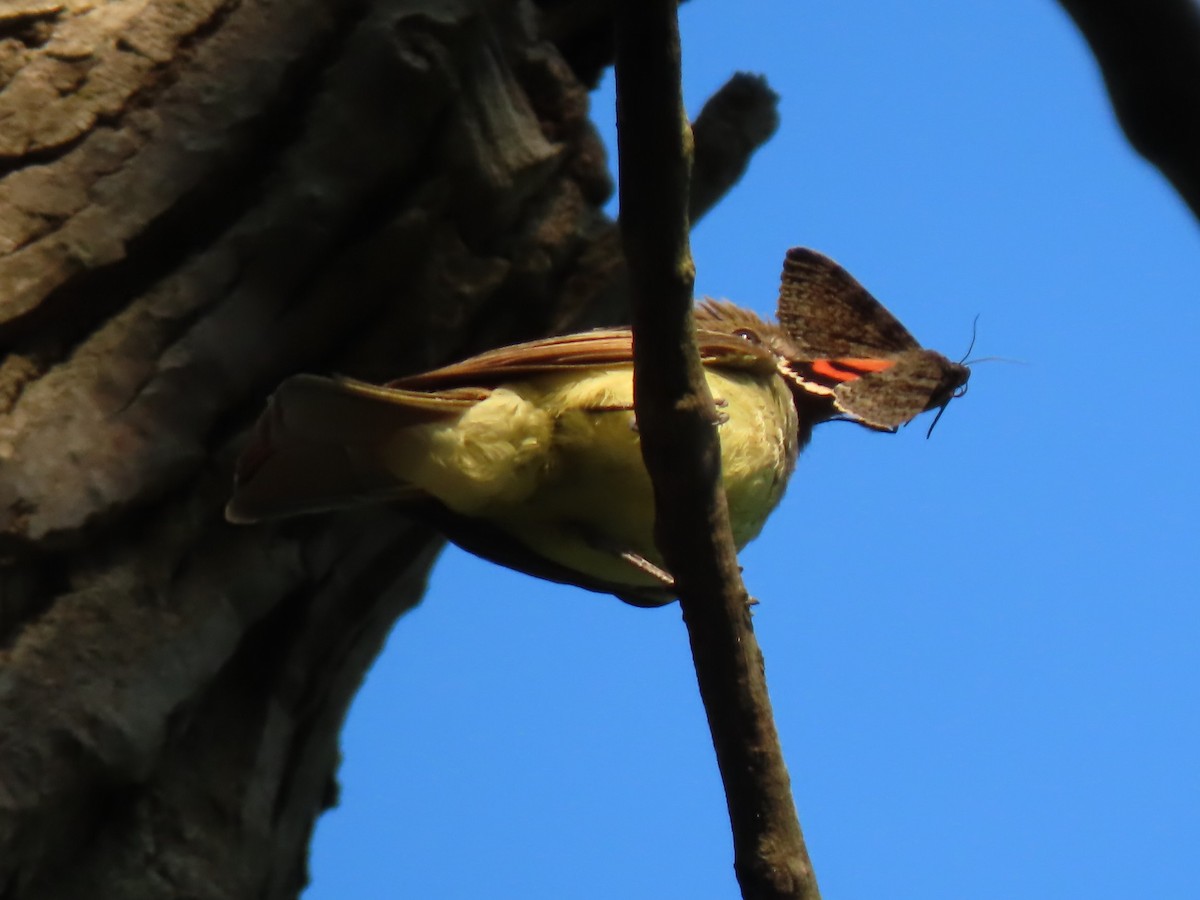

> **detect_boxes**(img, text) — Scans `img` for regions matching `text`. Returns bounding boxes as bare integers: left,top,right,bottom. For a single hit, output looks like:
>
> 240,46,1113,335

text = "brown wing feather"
390,331,633,389
776,248,920,357
391,324,779,391
225,374,476,522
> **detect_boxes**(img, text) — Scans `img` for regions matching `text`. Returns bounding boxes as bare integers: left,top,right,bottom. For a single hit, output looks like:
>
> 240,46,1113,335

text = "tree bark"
0,1,777,897
1057,0,1200,221
0,1,615,897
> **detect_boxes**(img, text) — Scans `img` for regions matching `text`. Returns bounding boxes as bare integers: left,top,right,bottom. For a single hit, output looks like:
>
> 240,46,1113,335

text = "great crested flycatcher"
226,248,968,606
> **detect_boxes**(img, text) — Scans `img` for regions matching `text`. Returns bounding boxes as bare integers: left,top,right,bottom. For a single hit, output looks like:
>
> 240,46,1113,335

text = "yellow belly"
403,366,797,589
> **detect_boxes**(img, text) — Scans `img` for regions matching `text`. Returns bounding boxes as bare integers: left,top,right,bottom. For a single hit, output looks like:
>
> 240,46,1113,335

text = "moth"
774,247,969,432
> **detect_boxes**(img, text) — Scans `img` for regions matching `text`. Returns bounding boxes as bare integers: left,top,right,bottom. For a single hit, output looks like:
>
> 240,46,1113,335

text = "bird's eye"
734,328,761,344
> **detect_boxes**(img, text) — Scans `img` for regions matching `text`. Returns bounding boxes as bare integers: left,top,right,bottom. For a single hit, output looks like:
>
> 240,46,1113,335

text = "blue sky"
306,2,1200,898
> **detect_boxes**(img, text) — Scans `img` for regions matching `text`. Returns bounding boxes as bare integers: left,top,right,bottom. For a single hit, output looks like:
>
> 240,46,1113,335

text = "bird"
226,247,969,606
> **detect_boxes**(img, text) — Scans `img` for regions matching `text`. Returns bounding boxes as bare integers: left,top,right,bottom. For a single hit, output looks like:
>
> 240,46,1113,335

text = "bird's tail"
224,374,474,523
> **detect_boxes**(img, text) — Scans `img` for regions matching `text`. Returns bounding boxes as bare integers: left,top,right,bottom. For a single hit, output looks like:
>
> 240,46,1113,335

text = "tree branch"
614,3,819,899
1058,0,1200,220
690,73,780,224
549,71,780,334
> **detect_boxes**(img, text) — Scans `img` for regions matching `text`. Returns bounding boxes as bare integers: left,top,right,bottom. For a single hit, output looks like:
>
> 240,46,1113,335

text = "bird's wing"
390,325,778,391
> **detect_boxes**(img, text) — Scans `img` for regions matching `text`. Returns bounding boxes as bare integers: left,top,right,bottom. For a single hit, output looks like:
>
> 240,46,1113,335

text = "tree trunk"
0,1,628,897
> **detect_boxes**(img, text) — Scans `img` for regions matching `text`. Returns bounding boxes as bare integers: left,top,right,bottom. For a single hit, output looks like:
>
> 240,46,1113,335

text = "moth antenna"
959,320,1026,366
925,377,970,439
925,402,951,439
959,315,980,363
963,355,1025,366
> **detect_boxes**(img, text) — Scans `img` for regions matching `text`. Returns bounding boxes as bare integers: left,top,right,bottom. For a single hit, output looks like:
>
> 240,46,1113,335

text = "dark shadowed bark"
0,1,778,897
1057,0,1200,221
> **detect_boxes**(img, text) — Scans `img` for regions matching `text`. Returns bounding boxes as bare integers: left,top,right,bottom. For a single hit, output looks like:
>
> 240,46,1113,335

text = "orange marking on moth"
810,357,896,382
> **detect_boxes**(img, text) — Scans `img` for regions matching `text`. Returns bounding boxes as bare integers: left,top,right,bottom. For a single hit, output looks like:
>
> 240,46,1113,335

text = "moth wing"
832,352,962,431
776,247,920,357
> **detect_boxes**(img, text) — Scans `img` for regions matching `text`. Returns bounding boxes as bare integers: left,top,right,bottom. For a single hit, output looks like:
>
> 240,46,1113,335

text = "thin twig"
613,2,820,898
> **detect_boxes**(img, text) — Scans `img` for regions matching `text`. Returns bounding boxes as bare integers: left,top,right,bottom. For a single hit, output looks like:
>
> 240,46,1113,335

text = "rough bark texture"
0,1,616,897
0,1,779,897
